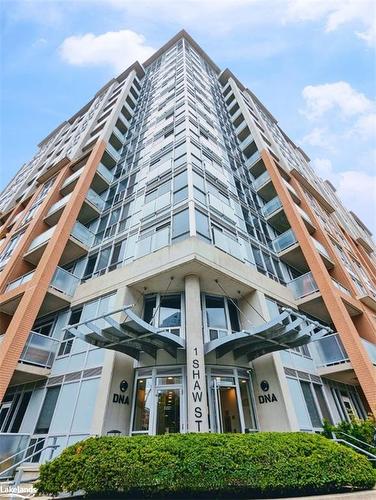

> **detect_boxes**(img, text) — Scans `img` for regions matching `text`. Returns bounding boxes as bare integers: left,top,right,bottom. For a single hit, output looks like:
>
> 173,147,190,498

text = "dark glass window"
205,296,227,330
228,300,240,332
10,391,32,432
159,295,181,327
172,209,189,240
35,386,61,434
144,296,157,324
300,381,321,428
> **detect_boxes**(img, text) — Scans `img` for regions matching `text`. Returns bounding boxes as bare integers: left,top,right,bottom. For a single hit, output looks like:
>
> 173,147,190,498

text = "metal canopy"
64,306,185,360
204,308,330,361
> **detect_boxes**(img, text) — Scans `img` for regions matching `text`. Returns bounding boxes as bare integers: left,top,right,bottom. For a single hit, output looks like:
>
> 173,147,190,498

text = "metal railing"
0,435,59,480
19,331,59,368
288,271,319,299
331,431,376,462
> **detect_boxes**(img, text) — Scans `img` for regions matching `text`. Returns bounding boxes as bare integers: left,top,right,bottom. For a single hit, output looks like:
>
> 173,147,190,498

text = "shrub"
36,432,376,498
323,415,376,456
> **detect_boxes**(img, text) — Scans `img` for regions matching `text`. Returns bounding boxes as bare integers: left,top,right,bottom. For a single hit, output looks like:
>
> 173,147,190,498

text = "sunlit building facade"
0,31,375,477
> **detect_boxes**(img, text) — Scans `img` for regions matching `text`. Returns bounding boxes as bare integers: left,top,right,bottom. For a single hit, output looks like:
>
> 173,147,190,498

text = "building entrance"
213,380,241,433
155,387,182,434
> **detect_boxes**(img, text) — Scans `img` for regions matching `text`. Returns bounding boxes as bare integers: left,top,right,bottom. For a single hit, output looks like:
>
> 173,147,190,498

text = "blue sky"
1,0,375,232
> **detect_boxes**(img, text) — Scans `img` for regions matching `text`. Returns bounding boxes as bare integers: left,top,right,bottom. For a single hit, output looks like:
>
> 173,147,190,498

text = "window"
35,386,61,434
58,308,82,356
205,295,227,330
172,209,189,242
195,210,210,240
300,381,322,428
159,295,181,327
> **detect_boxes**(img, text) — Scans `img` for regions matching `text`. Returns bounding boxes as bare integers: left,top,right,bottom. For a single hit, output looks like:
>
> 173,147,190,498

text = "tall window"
35,386,61,434
204,295,240,340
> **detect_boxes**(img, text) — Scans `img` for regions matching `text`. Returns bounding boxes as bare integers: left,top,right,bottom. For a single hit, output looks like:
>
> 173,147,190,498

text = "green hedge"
36,433,376,498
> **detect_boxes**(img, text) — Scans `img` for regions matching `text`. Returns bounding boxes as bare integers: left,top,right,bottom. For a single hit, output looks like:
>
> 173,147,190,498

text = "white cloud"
312,158,335,180
284,0,376,46
302,127,337,152
301,81,373,120
59,29,155,73
350,113,376,140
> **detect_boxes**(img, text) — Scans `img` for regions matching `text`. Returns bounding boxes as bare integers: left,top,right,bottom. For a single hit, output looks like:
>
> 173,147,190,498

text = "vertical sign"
185,275,209,432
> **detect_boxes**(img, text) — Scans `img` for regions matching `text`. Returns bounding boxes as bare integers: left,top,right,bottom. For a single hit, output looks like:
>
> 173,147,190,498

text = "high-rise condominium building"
0,31,375,476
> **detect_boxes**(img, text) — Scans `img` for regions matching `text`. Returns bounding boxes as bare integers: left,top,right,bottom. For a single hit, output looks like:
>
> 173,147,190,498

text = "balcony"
0,271,36,315
272,229,308,272
313,333,349,367
311,333,355,383
296,205,316,234
261,196,290,232
60,167,84,196
91,163,113,193
289,271,319,300
10,331,60,385
362,338,376,365
358,288,376,313
253,171,275,201
282,178,301,204
44,194,72,226
59,222,94,266
24,226,56,265
5,270,34,293
106,143,121,163
311,237,334,269
20,331,59,368
38,267,79,316
78,189,105,224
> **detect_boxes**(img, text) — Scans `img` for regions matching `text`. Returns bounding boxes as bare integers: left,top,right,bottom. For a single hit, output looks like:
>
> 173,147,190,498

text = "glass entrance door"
213,379,241,433
155,387,181,434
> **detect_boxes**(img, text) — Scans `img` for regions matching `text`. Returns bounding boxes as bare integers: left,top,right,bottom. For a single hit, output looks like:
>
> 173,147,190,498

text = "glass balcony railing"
253,170,271,190
288,271,319,299
27,226,56,252
239,135,253,150
86,189,105,212
313,333,349,367
46,194,71,217
362,338,376,365
272,229,297,253
71,222,95,247
19,331,59,368
61,167,84,190
245,151,261,168
296,204,314,225
50,267,79,296
261,196,282,218
331,278,351,296
106,143,121,161
5,270,35,292
97,163,113,184
311,237,333,261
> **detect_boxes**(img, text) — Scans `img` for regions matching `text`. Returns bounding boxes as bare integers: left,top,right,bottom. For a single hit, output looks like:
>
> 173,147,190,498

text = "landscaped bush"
36,432,376,498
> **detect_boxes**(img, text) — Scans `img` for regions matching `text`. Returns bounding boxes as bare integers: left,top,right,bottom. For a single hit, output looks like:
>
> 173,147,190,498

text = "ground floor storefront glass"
130,365,257,435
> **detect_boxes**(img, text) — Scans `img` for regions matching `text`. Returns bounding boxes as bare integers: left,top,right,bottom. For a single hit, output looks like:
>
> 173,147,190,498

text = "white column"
184,274,209,432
